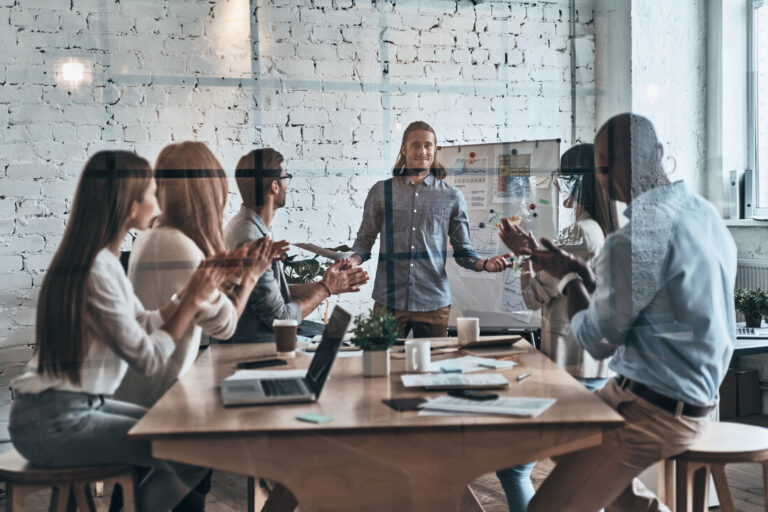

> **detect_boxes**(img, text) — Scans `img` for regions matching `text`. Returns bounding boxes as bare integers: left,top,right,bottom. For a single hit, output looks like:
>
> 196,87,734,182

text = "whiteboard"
440,139,561,330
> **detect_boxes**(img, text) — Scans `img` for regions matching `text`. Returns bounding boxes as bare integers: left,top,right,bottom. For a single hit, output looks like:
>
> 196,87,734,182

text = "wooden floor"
3,416,767,511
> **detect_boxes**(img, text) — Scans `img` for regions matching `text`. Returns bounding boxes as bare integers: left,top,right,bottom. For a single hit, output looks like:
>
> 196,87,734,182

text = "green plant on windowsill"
735,288,768,328
351,307,399,352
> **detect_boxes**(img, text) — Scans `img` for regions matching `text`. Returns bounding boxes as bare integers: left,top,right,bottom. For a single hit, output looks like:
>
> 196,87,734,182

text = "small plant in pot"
735,288,768,328
351,307,398,377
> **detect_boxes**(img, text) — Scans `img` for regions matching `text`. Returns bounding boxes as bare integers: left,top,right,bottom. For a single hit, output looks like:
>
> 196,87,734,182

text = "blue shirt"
572,181,737,406
351,174,481,312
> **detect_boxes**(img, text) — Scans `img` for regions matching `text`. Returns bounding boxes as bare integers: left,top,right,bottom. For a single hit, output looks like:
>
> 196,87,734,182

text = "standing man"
350,121,513,338
512,113,737,511
223,148,369,343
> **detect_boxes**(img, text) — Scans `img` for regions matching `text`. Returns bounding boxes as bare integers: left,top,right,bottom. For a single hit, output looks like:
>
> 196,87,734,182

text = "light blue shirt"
572,181,737,406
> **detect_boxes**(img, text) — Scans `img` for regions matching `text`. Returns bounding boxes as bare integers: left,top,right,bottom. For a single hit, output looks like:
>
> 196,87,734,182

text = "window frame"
750,0,768,217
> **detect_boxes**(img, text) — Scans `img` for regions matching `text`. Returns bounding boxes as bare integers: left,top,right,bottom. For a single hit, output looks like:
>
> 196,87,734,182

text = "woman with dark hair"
349,121,513,337
495,143,620,511
8,151,270,511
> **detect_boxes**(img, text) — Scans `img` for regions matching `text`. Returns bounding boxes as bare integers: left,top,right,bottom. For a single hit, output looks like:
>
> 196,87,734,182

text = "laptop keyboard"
261,378,307,397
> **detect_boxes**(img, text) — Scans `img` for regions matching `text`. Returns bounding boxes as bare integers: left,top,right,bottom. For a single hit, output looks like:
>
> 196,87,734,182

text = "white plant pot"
362,349,390,377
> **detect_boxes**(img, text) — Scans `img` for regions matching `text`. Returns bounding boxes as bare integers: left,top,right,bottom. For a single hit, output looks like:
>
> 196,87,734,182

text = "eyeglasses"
276,173,293,185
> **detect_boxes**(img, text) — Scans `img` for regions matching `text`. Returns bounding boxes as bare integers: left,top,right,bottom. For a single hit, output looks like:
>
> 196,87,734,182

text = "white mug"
405,340,431,373
457,317,480,345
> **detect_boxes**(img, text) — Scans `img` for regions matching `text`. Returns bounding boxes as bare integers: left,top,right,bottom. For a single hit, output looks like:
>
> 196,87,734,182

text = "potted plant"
351,307,398,377
735,288,768,328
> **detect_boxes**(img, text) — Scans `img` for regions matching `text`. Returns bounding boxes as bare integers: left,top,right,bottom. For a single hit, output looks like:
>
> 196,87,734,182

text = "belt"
616,377,714,418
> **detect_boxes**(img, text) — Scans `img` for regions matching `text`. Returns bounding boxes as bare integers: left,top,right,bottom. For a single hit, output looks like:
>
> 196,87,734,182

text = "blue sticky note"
296,412,332,424
440,366,462,373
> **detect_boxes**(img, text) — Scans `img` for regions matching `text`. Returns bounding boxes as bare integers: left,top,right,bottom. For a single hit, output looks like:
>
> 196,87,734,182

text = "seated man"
221,148,368,343
521,113,737,511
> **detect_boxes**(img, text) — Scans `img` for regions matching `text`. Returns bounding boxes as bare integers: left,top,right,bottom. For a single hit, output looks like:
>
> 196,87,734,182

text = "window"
751,0,768,214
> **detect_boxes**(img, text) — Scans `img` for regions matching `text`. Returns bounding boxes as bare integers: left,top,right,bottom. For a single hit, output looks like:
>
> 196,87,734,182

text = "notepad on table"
419,396,557,417
401,373,509,389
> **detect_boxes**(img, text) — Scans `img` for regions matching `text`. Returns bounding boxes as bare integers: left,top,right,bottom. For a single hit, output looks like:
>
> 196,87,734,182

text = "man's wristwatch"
557,272,583,295
482,259,490,271
170,292,182,306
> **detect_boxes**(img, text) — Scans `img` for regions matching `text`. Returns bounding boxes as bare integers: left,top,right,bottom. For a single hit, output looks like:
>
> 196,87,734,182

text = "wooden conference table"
130,340,623,511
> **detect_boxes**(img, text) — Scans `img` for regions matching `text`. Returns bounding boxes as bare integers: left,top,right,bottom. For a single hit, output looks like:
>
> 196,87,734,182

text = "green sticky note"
440,366,462,373
539,198,550,205
296,412,332,424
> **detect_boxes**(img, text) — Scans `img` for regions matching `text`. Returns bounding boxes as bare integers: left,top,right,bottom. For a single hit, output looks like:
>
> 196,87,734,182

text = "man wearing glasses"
222,148,369,343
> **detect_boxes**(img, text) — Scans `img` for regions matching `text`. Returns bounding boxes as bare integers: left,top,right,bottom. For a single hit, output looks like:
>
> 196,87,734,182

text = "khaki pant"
373,302,450,338
528,378,709,512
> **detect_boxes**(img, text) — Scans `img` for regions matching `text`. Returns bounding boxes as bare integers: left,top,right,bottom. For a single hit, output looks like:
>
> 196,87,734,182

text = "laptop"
736,326,768,339
220,306,351,406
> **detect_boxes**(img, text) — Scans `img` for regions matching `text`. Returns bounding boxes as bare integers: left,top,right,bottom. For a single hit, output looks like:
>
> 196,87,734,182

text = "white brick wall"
0,0,598,438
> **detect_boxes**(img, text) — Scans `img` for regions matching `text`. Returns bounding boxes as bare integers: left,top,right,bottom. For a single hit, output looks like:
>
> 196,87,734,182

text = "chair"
0,448,137,511
672,421,768,512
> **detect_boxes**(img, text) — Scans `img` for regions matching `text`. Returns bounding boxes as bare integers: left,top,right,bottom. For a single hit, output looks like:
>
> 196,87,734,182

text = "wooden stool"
672,421,768,512
0,448,137,511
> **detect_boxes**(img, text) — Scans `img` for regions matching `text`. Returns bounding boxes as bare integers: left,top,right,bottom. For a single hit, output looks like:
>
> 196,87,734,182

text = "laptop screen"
305,306,351,396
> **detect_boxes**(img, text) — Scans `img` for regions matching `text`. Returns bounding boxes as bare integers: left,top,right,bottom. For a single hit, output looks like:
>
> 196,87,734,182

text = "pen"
516,371,531,381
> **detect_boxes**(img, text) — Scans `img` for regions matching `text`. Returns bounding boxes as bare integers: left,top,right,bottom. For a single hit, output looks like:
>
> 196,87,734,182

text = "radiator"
736,259,768,322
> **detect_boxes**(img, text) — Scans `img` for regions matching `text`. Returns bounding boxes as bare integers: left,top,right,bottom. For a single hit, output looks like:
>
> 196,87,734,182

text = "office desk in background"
130,342,623,512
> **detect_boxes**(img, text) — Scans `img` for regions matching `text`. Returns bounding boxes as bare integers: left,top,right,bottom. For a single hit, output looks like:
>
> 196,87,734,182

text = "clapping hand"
532,238,595,291
322,258,370,294
184,252,240,305
498,219,536,256
241,236,289,283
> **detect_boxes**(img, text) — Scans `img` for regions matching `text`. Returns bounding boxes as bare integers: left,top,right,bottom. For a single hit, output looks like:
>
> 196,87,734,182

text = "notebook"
419,396,557,417
401,373,509,390
220,306,351,406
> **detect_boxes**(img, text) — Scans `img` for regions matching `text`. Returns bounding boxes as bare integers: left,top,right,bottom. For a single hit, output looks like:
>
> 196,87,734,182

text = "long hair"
37,151,153,385
560,143,619,236
154,142,228,257
392,121,447,179
235,148,284,207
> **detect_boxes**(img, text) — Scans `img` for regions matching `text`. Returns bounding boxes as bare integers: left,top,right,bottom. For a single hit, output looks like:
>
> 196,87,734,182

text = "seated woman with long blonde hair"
115,141,285,408
8,151,273,511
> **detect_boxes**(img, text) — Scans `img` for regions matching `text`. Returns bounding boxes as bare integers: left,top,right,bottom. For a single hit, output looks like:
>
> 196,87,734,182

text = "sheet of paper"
429,355,516,373
400,373,509,388
499,271,532,322
223,369,306,382
419,396,557,417
494,153,532,203
457,227,499,281
453,174,488,210
292,242,353,261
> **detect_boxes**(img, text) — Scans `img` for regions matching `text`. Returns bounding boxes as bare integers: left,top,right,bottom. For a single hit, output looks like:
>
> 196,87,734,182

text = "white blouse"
12,249,175,396
114,226,237,407
521,214,614,379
